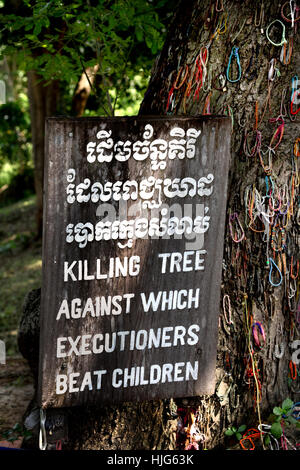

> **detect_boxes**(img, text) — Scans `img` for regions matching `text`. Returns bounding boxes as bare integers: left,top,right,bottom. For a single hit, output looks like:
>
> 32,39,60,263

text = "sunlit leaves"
0,0,172,114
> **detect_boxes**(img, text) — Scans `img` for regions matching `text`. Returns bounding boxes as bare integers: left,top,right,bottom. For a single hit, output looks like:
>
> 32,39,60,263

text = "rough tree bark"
19,0,299,450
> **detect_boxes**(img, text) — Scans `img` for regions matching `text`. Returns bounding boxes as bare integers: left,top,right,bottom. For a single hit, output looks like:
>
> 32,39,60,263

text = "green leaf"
264,434,271,446
151,42,158,54
271,422,283,439
232,426,237,433
24,22,34,31
282,398,293,411
225,429,234,436
238,424,247,433
33,22,42,36
273,407,283,416
145,35,152,49
288,414,296,423
236,433,242,440
135,25,143,42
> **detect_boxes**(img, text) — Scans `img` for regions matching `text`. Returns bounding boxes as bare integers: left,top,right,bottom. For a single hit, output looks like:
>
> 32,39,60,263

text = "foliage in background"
0,61,31,175
0,0,177,187
0,102,31,168
0,0,174,116
0,195,41,355
1,422,32,442
0,95,34,202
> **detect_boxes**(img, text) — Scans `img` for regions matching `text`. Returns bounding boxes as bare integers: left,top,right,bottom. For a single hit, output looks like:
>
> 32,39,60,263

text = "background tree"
0,0,173,235
18,0,300,450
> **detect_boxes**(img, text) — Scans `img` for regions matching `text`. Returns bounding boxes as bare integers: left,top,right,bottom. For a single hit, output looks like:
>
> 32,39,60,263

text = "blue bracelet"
268,257,283,287
226,46,242,83
291,75,298,102
292,402,300,421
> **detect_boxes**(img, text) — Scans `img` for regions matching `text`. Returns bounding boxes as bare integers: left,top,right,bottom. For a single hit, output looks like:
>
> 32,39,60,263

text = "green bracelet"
266,19,287,47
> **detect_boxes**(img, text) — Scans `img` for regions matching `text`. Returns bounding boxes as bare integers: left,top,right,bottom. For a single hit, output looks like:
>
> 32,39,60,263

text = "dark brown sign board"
38,115,231,408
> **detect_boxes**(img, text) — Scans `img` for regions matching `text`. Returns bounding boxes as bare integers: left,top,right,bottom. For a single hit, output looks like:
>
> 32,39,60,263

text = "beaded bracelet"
266,19,287,47
270,225,286,252
226,46,242,83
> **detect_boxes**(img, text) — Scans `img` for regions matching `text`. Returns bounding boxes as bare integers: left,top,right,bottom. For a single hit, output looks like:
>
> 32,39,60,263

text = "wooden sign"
38,116,231,408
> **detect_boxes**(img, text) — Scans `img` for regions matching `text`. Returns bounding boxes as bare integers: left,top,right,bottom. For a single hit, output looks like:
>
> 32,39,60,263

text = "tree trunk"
138,0,300,448
20,0,299,450
27,71,60,238
28,64,98,236
71,65,99,117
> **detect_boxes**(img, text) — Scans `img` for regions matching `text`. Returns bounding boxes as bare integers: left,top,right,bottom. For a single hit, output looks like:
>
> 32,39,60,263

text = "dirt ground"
0,356,34,448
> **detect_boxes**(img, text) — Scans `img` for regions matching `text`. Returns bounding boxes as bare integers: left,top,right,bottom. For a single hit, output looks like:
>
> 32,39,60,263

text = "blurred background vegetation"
0,0,176,356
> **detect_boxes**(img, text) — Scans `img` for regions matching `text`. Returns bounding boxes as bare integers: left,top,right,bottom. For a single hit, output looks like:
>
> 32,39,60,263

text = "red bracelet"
291,89,300,115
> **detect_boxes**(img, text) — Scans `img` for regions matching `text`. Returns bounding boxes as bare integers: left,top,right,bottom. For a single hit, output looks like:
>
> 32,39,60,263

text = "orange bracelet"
290,256,299,279
173,65,189,90
289,360,297,380
294,137,300,157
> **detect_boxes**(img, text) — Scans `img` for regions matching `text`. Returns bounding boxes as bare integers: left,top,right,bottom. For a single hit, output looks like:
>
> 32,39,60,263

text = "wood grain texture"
38,115,231,408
